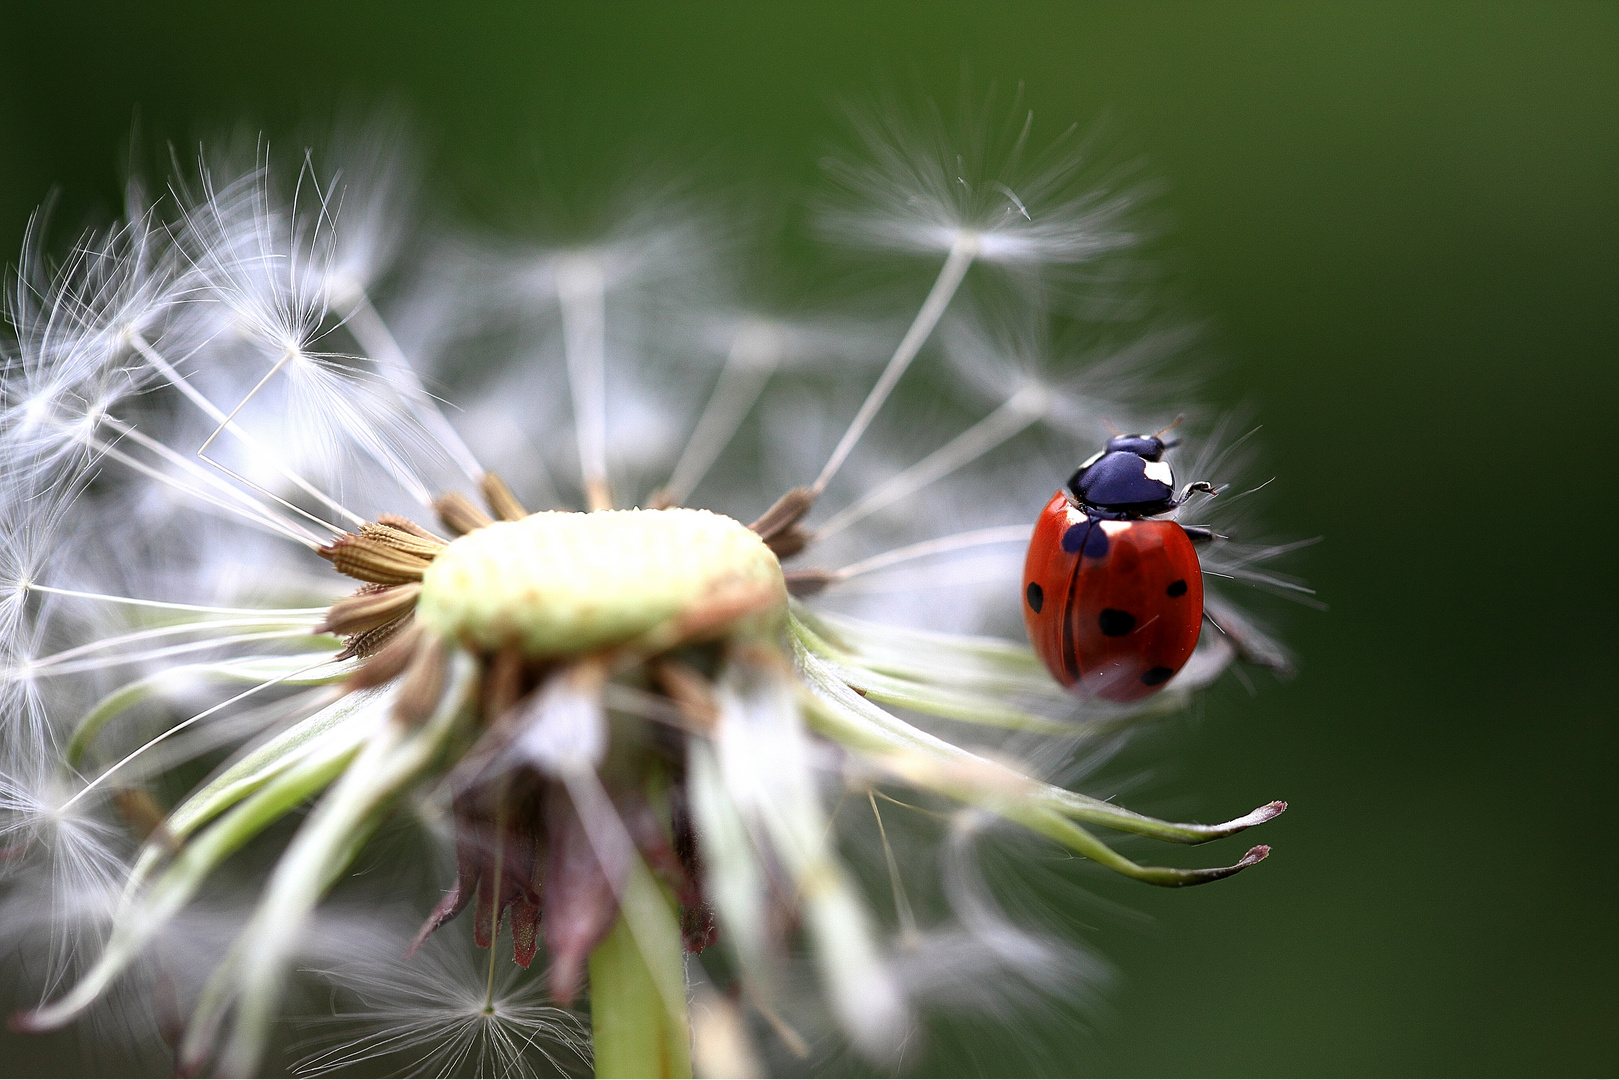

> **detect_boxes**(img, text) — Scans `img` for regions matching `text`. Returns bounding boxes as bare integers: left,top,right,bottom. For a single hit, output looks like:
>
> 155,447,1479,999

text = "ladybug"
1023,431,1217,702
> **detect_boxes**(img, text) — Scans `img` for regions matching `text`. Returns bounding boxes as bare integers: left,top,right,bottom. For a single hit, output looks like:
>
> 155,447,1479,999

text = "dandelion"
1,94,1300,1079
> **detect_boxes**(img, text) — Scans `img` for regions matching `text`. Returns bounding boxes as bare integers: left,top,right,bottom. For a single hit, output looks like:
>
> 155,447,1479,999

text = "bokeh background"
1,1,1614,1075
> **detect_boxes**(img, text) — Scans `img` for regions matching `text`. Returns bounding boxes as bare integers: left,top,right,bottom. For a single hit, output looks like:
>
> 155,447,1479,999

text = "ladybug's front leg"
1171,480,1218,509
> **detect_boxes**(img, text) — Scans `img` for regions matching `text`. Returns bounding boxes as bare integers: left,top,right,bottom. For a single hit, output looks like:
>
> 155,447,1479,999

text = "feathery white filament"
816,384,1047,539
82,433,326,548
20,617,320,671
129,333,361,533
830,525,1037,586
813,231,979,495
556,254,611,510
341,292,487,485
57,657,332,813
662,325,783,505
95,416,330,546
15,585,324,618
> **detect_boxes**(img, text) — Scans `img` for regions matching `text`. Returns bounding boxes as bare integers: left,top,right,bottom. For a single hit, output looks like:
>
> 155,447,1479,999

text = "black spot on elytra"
1084,526,1110,559
1026,582,1044,613
1141,666,1174,686
1061,521,1090,553
1166,579,1188,597
1098,608,1135,636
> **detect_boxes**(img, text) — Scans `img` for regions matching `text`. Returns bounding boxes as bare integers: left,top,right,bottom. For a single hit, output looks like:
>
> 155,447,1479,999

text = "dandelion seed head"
1,97,1306,1076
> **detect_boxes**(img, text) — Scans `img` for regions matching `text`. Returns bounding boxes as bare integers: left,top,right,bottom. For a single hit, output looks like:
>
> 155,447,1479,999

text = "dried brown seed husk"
359,522,447,559
394,634,449,725
347,618,424,688
783,568,836,597
337,612,412,661
376,513,447,544
434,491,494,536
764,524,811,559
319,583,423,637
319,535,431,585
748,485,815,541
650,659,719,733
480,645,527,724
479,472,529,522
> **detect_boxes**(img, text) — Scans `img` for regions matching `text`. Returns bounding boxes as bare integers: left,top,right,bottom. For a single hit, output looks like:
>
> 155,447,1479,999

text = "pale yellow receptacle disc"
416,507,786,656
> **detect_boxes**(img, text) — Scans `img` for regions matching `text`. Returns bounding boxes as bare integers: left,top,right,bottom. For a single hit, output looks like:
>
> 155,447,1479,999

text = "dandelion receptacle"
0,93,1305,1077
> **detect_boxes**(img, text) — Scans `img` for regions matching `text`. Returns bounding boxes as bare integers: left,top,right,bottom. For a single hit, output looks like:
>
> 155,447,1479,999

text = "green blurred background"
1,1,1614,1075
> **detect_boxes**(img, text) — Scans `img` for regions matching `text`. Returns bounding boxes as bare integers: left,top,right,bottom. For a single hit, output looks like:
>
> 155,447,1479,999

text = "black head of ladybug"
1066,433,1178,516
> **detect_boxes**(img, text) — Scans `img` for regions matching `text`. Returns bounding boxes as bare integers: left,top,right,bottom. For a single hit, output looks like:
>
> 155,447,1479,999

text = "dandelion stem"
812,231,979,496
564,770,691,1077
556,255,612,511
587,880,692,1079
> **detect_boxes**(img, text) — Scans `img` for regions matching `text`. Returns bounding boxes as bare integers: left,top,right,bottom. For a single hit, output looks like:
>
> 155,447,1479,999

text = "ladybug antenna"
1152,414,1186,439
1102,416,1122,436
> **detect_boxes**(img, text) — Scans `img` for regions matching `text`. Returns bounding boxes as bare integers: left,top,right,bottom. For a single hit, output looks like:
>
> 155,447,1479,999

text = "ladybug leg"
1173,480,1218,508
1180,525,1217,544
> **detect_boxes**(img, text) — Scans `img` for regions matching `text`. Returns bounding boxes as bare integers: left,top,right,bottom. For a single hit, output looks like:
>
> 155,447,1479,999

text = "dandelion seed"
294,923,591,1078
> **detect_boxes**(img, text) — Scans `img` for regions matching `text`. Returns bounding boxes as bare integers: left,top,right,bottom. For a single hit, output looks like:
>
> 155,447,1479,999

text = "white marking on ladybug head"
1099,520,1132,537
1142,460,1173,486
1078,450,1104,470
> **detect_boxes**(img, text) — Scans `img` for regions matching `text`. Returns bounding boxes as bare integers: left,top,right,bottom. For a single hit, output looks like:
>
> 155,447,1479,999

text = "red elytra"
1022,491,1204,702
